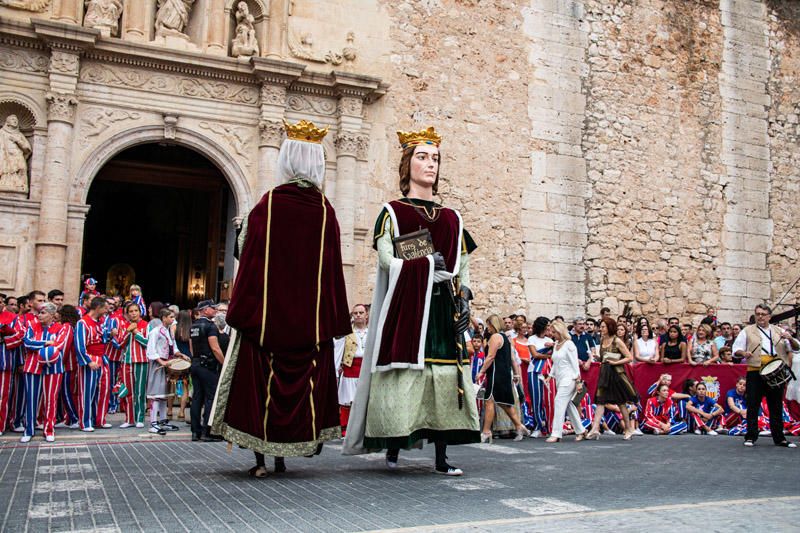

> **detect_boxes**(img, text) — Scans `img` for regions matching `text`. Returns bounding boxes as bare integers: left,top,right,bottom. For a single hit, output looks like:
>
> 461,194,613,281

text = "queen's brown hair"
398,145,440,196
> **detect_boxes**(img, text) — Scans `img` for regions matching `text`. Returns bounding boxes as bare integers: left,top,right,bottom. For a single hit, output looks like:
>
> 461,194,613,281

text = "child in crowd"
642,384,687,435
722,377,747,436
686,382,723,435
79,278,99,308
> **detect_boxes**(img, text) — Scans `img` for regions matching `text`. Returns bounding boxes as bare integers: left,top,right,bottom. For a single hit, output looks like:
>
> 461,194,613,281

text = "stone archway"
65,124,255,305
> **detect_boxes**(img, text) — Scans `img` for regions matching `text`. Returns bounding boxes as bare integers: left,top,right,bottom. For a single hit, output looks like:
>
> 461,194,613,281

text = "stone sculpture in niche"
0,115,31,193
155,0,195,38
231,1,259,58
83,0,124,37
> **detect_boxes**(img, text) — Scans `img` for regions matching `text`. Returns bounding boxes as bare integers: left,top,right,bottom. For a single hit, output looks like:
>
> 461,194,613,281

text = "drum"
760,359,793,389
166,358,191,381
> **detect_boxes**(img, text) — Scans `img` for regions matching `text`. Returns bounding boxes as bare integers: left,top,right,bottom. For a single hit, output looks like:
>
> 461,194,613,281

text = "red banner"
580,363,748,403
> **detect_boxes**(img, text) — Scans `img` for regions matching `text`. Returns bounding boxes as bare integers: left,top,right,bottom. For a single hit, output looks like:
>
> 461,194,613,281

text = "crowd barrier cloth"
580,362,749,403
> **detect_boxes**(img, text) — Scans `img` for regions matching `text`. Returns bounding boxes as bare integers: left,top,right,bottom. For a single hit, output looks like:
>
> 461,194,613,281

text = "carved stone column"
122,0,148,42
205,0,226,55
54,0,83,24
334,132,366,287
35,91,79,291
257,117,284,198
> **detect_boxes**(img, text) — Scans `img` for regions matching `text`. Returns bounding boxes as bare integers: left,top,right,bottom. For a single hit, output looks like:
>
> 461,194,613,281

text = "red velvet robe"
217,182,351,453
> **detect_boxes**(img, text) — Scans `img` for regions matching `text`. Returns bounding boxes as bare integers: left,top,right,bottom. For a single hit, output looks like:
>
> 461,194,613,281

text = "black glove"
432,252,446,272
454,285,472,334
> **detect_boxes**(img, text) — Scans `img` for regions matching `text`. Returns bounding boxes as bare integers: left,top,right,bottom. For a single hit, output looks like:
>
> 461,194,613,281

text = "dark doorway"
82,143,233,308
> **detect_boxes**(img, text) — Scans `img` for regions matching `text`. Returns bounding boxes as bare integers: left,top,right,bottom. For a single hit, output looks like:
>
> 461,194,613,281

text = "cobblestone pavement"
1,424,798,532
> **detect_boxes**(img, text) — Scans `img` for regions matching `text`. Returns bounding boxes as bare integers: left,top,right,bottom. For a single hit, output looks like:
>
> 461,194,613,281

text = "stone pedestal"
122,0,149,42
53,0,83,25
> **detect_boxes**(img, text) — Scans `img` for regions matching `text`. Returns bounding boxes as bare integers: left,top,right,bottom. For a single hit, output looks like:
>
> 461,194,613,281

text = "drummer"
733,304,799,448
145,308,189,435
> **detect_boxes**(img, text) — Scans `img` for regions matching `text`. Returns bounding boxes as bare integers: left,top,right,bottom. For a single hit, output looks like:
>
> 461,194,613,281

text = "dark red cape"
222,183,351,446
227,183,351,352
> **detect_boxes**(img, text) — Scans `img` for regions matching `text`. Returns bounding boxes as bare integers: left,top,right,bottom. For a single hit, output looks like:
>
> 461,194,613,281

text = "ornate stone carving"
355,134,370,161
258,119,284,147
49,50,80,76
0,115,32,193
0,49,49,74
231,1,259,58
334,132,361,157
0,0,51,11
155,0,195,38
79,107,141,148
80,65,260,105
286,94,336,116
45,92,78,124
163,114,178,139
261,84,285,107
337,96,362,118
198,121,252,166
288,30,358,66
83,0,124,37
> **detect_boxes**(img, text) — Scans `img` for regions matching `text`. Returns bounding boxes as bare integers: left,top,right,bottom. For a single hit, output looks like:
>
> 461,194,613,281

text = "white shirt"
527,335,553,351
551,339,580,385
636,337,657,361
731,326,789,363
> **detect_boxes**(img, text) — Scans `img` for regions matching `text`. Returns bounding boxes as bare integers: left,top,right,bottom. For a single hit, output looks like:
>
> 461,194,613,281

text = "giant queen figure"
212,120,352,477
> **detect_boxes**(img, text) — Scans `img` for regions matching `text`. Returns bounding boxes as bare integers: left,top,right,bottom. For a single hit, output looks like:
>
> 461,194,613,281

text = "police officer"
189,300,225,442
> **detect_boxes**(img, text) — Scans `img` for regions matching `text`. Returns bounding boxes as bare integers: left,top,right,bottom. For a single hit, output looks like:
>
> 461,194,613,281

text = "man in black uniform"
189,300,225,441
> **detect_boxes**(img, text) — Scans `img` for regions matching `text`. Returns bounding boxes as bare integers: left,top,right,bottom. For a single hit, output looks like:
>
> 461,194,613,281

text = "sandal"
248,466,268,478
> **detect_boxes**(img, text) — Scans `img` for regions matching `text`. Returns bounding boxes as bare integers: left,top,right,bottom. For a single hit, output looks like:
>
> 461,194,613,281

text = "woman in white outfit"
546,320,586,443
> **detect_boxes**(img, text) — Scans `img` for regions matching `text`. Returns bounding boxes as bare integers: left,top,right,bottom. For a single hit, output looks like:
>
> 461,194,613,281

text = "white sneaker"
633,428,644,436
119,423,132,429
20,435,32,443
12,426,24,433
45,435,55,442
36,423,43,430
148,426,161,434
54,422,67,428
707,430,718,436
82,427,94,432
101,423,112,429
694,429,701,435
68,423,80,429
135,422,144,428
531,430,542,439
744,440,755,447
759,430,771,436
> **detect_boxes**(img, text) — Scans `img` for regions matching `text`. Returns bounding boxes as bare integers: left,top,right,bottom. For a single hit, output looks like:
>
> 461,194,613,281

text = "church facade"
0,0,798,323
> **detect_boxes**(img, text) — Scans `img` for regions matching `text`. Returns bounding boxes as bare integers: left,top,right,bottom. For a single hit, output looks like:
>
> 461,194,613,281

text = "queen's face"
409,145,439,190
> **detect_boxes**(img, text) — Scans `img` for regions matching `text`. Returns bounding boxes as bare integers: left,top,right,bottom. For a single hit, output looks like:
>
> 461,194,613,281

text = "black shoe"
434,463,463,476
202,433,223,442
274,457,286,473
192,433,201,442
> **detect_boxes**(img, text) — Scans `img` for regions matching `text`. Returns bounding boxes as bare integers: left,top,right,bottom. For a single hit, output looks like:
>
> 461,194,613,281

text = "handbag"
571,380,586,407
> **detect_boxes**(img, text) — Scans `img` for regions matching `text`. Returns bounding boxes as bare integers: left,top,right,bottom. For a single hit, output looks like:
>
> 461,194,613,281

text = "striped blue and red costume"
0,310,20,433
22,321,68,438
117,318,149,425
7,313,35,431
57,324,80,426
527,347,552,434
75,313,110,430
104,314,123,414
688,395,722,432
758,398,800,436
642,396,687,435
721,388,747,436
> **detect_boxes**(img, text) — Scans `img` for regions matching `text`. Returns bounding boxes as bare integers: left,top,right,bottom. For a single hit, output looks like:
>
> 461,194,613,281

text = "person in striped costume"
129,285,147,319
103,298,123,414
526,317,554,437
117,301,149,428
642,384,688,435
75,297,110,431
56,305,81,428
20,303,68,443
0,306,19,434
8,291,45,432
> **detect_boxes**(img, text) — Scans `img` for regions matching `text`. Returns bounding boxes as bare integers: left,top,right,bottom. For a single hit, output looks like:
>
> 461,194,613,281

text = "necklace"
400,198,441,222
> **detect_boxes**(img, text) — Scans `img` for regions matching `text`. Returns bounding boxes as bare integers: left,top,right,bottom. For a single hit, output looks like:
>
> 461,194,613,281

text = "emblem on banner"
700,375,720,400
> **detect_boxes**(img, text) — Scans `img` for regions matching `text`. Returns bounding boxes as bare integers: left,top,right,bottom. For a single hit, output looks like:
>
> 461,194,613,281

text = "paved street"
1,422,799,532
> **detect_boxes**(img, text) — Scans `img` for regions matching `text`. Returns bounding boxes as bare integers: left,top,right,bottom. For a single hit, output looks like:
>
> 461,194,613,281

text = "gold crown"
283,119,329,144
397,126,442,150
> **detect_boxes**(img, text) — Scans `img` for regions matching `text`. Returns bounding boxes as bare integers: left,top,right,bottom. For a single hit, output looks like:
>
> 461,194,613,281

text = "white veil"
276,139,325,189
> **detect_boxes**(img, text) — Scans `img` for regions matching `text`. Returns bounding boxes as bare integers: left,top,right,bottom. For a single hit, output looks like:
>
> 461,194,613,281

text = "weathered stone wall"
767,1,800,311
370,0,531,315
569,0,726,320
